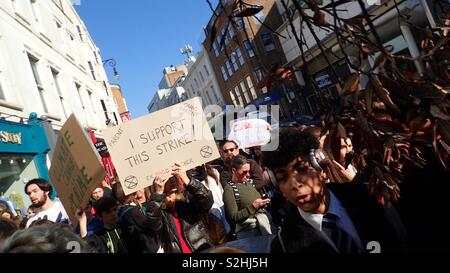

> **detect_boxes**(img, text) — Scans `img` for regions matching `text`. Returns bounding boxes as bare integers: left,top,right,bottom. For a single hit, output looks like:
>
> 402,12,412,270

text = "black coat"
118,205,160,253
147,178,214,253
271,183,408,253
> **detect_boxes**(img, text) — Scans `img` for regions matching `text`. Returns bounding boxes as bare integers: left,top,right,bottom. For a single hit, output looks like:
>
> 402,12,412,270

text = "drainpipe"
399,21,426,76
419,0,437,28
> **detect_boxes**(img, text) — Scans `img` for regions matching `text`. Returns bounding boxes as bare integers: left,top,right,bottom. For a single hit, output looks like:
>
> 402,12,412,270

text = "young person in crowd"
223,156,275,240
24,178,69,228
148,163,214,253
263,128,408,253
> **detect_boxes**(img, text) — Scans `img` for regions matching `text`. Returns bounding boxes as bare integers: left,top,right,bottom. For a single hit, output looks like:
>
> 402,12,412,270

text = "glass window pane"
231,55,239,71
225,60,233,76
244,40,255,58
28,55,41,85
229,90,237,106
0,80,5,100
0,154,40,214
247,76,258,99
221,66,228,81
235,86,244,106
236,48,245,65
260,33,276,52
240,82,250,103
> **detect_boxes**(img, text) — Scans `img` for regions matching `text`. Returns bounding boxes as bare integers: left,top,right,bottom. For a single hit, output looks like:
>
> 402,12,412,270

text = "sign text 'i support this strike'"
124,118,196,168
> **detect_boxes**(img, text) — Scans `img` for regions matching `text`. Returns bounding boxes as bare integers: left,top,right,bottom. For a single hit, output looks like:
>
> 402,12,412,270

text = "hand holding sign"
153,172,170,194
172,163,190,185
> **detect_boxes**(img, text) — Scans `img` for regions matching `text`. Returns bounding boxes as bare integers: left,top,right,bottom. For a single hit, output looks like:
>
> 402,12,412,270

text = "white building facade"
181,47,225,108
147,88,171,113
147,84,186,114
0,0,120,134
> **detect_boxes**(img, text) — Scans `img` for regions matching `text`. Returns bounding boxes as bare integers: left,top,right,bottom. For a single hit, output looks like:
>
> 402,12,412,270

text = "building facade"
0,0,121,207
147,88,171,114
203,0,299,119
148,62,190,113
158,64,188,90
111,83,131,122
275,0,432,114
0,0,120,132
181,46,225,108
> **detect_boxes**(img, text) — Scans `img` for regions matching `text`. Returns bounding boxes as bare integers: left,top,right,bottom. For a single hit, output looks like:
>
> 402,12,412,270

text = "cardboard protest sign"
48,114,106,226
103,97,220,195
228,118,271,149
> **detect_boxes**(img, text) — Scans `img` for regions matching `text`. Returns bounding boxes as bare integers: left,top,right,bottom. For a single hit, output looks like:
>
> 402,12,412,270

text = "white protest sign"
102,97,220,195
49,114,106,226
228,118,271,149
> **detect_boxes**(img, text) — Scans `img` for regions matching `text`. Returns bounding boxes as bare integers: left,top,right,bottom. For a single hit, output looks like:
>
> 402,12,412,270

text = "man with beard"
24,178,70,228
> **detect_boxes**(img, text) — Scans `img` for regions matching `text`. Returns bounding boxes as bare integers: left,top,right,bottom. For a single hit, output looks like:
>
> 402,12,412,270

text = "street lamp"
102,58,120,81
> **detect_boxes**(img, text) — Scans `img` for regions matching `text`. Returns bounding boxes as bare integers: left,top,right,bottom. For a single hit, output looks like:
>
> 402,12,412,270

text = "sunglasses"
223,147,237,153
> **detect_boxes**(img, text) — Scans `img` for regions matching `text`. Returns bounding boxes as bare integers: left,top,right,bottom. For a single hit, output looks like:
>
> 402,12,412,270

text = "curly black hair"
262,128,319,170
24,178,53,197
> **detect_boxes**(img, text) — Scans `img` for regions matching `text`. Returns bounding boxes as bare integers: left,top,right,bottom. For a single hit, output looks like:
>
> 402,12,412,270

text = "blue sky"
75,0,218,118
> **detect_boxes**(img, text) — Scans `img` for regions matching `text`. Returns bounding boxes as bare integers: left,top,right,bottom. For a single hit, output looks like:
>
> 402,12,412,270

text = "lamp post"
102,58,120,81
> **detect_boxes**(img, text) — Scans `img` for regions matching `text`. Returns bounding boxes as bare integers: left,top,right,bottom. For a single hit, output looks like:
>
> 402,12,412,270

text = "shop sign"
0,131,22,145
121,113,131,123
315,73,332,88
94,140,108,156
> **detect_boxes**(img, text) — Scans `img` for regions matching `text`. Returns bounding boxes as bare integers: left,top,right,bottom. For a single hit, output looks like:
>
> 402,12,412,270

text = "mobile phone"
344,152,354,169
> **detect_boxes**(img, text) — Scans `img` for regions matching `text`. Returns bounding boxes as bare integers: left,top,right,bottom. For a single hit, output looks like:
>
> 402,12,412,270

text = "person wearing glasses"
222,155,275,240
220,140,265,192
263,128,408,253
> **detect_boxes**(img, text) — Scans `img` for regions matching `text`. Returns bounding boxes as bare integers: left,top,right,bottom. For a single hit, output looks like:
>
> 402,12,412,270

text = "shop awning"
252,90,282,107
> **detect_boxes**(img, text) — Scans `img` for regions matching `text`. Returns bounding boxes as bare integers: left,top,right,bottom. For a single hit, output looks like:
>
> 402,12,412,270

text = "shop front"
0,113,50,216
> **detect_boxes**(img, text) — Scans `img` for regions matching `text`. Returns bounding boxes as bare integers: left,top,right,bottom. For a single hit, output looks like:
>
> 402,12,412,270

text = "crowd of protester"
0,125,448,253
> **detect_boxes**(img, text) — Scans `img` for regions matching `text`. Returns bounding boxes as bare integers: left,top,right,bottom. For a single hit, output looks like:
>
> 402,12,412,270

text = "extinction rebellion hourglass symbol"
200,145,213,159
124,175,138,189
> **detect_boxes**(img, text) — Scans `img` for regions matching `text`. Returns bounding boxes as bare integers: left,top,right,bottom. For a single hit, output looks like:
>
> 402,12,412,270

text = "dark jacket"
147,178,214,253
271,183,408,253
86,227,127,253
219,159,265,190
118,204,160,253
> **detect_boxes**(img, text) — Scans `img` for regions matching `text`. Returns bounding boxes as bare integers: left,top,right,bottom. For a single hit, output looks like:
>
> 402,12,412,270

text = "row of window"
8,0,101,81
220,47,245,81
218,33,276,82
0,52,113,127
187,82,222,106
212,10,266,58
228,76,258,106
203,85,221,106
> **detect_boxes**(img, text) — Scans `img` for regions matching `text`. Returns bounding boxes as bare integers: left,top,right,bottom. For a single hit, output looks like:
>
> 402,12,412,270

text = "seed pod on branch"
370,75,400,114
